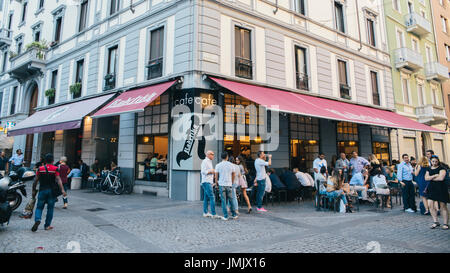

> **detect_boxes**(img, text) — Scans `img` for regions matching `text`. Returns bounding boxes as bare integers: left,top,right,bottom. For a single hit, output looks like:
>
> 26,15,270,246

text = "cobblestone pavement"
0,186,449,253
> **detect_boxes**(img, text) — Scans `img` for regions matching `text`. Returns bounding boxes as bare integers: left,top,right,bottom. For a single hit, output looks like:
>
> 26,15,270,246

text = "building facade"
383,0,449,162
0,0,444,201
430,0,450,156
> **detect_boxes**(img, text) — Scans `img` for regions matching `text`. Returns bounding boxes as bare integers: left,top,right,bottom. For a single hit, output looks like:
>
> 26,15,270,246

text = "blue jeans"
202,183,216,215
326,190,347,205
34,189,56,228
63,184,69,204
219,186,236,218
256,179,266,209
144,169,151,181
228,184,239,212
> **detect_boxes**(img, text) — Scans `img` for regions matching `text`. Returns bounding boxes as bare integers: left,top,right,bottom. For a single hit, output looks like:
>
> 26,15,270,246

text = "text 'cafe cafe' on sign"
6,77,446,201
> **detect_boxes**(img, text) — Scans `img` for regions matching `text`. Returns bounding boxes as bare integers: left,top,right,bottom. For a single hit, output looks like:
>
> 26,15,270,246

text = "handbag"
47,165,62,198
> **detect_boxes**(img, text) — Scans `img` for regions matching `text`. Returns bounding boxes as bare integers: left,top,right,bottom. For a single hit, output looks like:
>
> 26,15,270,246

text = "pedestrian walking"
58,157,71,209
415,156,430,215
236,156,252,214
200,150,219,218
425,156,449,230
398,154,417,213
254,151,272,213
229,156,240,216
31,154,67,232
215,152,237,220
9,149,24,172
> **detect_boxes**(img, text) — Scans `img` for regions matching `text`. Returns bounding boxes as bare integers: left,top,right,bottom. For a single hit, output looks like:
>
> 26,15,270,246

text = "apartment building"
430,0,450,158
384,0,449,162
0,0,442,201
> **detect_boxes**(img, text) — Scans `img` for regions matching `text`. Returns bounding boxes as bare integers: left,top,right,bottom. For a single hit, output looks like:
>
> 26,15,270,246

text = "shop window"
290,115,320,173
372,142,390,164
337,122,358,156
371,127,388,137
136,93,169,182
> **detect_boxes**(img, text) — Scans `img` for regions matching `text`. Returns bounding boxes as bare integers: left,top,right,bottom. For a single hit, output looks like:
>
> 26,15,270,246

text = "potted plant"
25,40,48,60
69,82,82,97
45,88,55,98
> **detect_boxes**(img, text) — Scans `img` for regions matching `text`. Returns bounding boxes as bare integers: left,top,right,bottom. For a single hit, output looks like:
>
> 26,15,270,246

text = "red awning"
210,77,444,133
92,80,176,118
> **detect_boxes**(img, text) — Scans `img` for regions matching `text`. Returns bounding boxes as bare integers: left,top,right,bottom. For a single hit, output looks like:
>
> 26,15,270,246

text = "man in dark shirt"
78,159,89,188
0,151,9,175
31,153,66,232
91,158,101,177
267,169,287,190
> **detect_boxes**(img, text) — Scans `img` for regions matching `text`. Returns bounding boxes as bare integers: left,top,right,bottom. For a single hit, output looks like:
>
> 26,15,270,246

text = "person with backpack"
31,154,66,232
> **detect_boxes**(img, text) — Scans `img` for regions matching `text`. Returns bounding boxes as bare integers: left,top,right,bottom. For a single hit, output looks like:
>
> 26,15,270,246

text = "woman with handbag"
425,156,449,230
236,156,252,214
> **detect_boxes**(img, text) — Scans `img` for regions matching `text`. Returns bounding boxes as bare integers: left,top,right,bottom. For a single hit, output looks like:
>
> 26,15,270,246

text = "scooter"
0,177,12,226
6,168,35,211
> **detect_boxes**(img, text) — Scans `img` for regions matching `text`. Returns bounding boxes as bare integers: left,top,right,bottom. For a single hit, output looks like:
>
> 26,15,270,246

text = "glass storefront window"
372,141,390,164
338,141,359,157
337,122,358,157
290,115,320,173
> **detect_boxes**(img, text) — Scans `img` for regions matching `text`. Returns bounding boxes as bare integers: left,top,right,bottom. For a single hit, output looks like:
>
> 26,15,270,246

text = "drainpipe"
356,0,362,51
273,0,279,14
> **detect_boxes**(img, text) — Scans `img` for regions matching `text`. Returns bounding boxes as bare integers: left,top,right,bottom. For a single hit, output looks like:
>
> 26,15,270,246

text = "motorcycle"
0,176,12,226
6,168,36,211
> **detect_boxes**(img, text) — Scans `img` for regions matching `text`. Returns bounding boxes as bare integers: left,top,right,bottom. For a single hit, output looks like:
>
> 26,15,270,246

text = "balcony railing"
425,62,449,82
405,13,432,37
8,47,46,81
104,73,116,90
394,47,423,72
0,28,12,47
235,57,253,79
296,72,309,91
146,57,163,80
340,84,351,100
416,104,447,124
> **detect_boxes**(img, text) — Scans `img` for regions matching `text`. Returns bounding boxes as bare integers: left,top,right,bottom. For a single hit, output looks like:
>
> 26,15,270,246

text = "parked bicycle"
99,168,124,195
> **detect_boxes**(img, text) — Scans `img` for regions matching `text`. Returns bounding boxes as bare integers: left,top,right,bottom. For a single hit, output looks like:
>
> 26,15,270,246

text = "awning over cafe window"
8,94,115,137
92,80,177,119
210,77,444,133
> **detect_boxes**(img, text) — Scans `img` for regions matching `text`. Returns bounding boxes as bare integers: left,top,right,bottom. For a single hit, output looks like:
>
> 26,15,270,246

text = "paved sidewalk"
1,187,449,253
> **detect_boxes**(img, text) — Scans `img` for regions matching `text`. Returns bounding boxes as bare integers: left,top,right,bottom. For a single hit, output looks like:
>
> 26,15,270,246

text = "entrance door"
95,116,119,170
65,128,82,168
24,85,38,166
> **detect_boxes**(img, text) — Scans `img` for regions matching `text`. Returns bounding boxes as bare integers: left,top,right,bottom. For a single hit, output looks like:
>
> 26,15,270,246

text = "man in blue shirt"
349,151,369,176
9,149,24,171
397,154,416,213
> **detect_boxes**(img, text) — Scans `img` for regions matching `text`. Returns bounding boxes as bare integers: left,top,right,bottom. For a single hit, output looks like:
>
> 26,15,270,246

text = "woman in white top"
236,156,252,213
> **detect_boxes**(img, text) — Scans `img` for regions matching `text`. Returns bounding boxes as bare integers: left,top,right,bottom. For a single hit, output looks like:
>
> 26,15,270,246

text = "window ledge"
35,8,44,16
18,21,26,28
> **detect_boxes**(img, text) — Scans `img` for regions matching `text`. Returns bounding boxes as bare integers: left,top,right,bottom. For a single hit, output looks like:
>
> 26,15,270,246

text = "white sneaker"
231,215,239,220
203,213,212,218
221,216,228,221
212,214,221,219
405,208,415,213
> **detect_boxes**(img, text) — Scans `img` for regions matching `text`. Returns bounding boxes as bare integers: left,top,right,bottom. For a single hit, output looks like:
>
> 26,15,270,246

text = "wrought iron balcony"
8,47,46,82
416,104,447,125
405,13,431,37
394,47,423,72
425,62,449,82
296,72,309,91
0,28,12,47
235,57,253,79
146,57,163,80
340,84,351,100
104,73,116,91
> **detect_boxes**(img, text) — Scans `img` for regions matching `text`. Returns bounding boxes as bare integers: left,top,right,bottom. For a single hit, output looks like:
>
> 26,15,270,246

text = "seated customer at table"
267,169,287,191
372,169,391,208
293,168,315,188
326,169,349,212
349,168,369,201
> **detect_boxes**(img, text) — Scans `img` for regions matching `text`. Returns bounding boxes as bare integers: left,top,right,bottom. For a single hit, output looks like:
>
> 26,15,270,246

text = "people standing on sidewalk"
426,150,435,166
229,156,240,216
200,150,219,218
236,156,252,214
335,153,350,183
31,154,67,232
215,152,237,220
349,151,369,178
313,154,327,181
398,154,417,213
254,151,272,213
0,151,9,176
58,157,71,209
425,156,449,230
9,149,24,172
415,156,430,215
